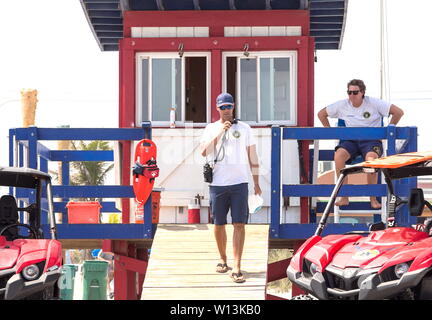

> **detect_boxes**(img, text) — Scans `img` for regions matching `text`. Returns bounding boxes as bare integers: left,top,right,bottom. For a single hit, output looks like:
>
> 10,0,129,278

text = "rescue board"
132,139,159,204
360,150,432,169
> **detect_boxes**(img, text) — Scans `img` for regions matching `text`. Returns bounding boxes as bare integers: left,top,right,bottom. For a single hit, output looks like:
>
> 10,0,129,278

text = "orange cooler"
67,201,101,224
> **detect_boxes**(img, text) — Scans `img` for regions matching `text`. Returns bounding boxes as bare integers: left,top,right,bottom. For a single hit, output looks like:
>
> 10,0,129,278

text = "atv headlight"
394,263,410,279
310,263,319,275
22,264,40,281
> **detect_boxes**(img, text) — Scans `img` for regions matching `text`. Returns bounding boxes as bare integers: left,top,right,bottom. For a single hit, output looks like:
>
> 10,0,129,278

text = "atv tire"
392,289,415,300
25,286,55,300
290,294,317,300
418,277,432,300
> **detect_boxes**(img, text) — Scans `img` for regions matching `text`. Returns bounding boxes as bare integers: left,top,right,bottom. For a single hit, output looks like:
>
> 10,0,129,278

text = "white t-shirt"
326,96,392,127
200,120,256,186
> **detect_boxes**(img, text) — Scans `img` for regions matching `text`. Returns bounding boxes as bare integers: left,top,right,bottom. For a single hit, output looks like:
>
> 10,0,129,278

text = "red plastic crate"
66,201,101,224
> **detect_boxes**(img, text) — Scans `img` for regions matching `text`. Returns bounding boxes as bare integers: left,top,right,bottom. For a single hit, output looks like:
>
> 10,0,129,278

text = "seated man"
317,79,404,208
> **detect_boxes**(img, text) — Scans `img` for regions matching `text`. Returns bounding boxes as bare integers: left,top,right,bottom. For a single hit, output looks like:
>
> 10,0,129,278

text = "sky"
0,0,119,168
1,0,432,169
314,0,432,131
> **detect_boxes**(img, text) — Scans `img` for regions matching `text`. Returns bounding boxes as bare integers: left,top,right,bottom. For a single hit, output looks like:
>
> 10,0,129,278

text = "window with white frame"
136,52,210,126
223,51,297,126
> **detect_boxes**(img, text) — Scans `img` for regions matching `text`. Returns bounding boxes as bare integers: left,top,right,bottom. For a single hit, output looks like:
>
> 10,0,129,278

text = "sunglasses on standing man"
218,104,234,110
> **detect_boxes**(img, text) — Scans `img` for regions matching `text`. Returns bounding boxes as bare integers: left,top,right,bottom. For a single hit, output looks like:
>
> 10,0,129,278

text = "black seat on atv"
408,189,432,235
0,195,19,241
408,188,426,216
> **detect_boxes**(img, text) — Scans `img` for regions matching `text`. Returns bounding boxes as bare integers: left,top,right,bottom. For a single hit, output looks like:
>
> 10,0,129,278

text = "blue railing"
270,125,418,239
8,123,418,242
8,123,156,240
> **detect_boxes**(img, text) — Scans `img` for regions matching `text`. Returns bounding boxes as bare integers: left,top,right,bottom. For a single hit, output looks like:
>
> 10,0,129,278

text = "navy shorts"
209,183,249,225
336,140,383,164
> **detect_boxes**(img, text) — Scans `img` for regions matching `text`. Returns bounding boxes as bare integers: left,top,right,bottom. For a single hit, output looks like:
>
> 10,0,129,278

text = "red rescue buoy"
132,139,159,223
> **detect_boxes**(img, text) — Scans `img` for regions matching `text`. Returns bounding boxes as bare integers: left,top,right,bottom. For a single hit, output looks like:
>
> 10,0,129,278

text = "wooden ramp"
141,224,269,300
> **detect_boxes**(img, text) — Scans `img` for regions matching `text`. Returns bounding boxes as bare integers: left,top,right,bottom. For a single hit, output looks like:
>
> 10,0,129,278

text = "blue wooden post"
8,129,15,167
27,127,39,228
27,126,38,169
17,139,25,221
386,124,400,224
142,121,152,140
18,143,24,168
142,121,153,238
62,162,70,185
39,157,48,173
39,157,49,226
270,127,282,238
62,161,70,224
386,124,396,156
144,194,153,238
8,129,16,197
405,127,418,226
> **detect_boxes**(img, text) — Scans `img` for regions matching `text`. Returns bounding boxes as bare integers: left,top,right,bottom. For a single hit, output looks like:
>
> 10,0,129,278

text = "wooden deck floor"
141,224,269,300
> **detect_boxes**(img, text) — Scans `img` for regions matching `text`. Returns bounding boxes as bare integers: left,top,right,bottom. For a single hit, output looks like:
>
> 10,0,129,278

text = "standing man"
317,79,404,208
200,92,262,283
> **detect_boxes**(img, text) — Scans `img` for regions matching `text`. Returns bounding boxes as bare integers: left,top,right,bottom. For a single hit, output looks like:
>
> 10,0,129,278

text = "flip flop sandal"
216,263,229,273
230,272,246,283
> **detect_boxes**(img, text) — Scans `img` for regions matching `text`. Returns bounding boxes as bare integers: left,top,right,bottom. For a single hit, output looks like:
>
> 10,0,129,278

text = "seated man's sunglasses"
347,90,360,95
219,104,234,110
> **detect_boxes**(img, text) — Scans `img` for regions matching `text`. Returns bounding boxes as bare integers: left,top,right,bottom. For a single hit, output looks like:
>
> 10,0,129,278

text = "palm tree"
68,140,114,263
70,140,114,202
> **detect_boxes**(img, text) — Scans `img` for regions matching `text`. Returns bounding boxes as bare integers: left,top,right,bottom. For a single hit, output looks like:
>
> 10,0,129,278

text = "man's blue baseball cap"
216,93,234,107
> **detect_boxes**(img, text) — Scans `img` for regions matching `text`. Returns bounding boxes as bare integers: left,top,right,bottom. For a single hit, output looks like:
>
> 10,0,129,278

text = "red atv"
287,151,432,300
0,167,62,300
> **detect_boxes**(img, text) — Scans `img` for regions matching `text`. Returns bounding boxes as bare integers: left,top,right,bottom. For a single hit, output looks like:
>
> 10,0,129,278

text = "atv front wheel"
417,276,432,300
25,286,55,300
392,289,415,300
290,294,317,300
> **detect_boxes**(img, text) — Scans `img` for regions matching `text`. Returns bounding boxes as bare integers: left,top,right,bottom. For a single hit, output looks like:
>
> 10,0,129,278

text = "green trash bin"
59,264,78,300
82,260,108,300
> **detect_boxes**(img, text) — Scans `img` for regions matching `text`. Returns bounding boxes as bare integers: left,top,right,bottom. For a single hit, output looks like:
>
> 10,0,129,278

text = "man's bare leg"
232,223,245,274
214,224,228,267
227,223,246,283
365,151,382,209
334,148,351,206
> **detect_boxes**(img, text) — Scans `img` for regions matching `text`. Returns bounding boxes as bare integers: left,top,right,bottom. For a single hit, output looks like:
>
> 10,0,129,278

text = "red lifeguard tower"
79,0,348,299
81,0,347,226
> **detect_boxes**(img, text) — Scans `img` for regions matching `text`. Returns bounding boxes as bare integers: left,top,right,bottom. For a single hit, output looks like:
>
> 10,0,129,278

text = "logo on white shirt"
363,111,371,119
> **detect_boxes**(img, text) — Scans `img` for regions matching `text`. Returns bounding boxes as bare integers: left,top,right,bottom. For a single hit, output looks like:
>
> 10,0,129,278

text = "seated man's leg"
334,141,358,207
361,141,383,209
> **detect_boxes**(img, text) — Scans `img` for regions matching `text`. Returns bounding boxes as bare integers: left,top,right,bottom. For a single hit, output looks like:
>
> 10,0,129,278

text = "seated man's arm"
317,107,331,127
388,104,404,125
